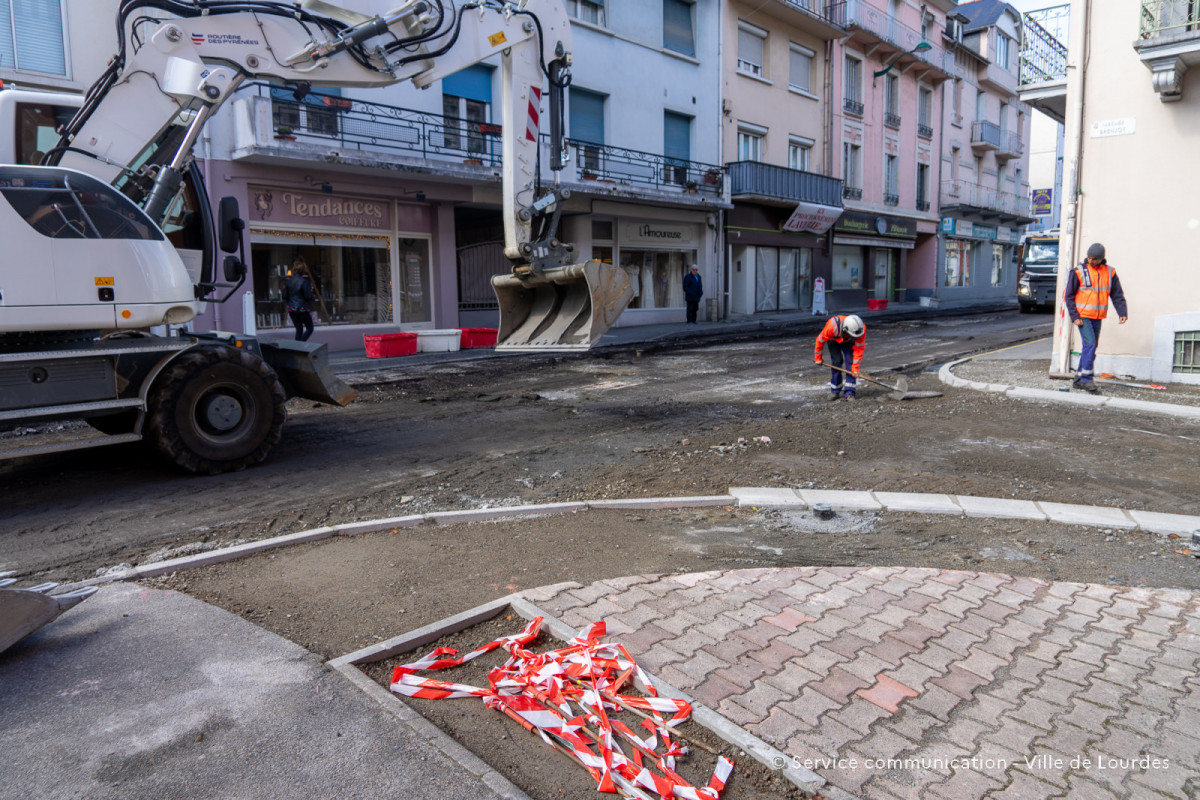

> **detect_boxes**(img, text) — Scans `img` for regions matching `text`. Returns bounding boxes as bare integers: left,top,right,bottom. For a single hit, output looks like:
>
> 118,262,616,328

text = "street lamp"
873,41,932,78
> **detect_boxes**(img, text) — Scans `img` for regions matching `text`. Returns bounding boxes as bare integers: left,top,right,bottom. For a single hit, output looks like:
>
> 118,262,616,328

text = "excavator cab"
492,260,633,351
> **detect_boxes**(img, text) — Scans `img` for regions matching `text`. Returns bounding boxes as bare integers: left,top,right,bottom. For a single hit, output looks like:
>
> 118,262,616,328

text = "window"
2,169,159,241
997,163,1007,193
737,123,765,162
916,163,929,209
918,86,933,137
843,55,863,114
788,136,812,171
945,240,972,287
995,32,1011,71
663,0,695,57
737,21,766,77
664,111,692,184
0,0,66,75
975,91,986,122
842,141,861,197
991,243,1005,286
999,102,1009,133
952,78,964,125
884,153,899,205
566,0,605,26
884,74,900,128
442,95,490,154
951,145,961,185
789,44,814,93
570,87,605,172
14,101,75,165
739,245,811,312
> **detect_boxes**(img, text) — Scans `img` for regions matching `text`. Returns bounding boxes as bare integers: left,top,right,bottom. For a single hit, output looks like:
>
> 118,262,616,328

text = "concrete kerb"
60,492,1200,594
940,357,1200,418
331,590,834,798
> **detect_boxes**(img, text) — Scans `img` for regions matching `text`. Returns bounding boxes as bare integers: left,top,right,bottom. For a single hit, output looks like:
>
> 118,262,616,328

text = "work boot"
828,393,842,402
1071,377,1085,390
1081,382,1100,394
843,393,856,401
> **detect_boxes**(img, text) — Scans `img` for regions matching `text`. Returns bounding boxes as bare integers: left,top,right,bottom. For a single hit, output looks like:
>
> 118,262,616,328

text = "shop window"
991,243,1005,287
754,246,811,312
620,249,696,309
1,0,66,76
251,235,400,328
944,239,972,287
832,245,863,290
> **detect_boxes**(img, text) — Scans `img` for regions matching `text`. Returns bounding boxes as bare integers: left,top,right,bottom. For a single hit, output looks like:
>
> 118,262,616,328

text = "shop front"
244,185,434,347
724,203,832,318
939,217,1022,300
829,211,917,309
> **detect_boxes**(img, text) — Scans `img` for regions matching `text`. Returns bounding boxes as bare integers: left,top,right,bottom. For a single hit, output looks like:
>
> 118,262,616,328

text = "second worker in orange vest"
815,314,866,400
1064,242,1128,393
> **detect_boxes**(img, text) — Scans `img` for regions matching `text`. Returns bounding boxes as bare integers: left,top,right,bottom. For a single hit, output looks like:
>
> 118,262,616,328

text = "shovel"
825,363,943,400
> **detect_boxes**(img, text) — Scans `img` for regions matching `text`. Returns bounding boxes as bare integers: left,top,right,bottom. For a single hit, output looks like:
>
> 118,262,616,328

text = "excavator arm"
51,0,631,349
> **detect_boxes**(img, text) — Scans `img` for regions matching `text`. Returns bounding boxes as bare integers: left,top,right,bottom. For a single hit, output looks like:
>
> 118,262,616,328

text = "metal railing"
843,185,863,200
884,193,899,206
940,180,1031,217
997,130,1024,157
776,0,849,28
884,112,901,129
844,97,864,115
726,161,843,207
245,84,723,197
1141,0,1200,38
1019,8,1068,85
569,138,724,196
971,120,1002,148
842,0,952,73
916,199,931,211
918,123,934,139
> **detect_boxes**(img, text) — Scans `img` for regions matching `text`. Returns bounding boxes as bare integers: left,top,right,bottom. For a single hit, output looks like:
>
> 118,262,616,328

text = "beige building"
1044,0,1200,384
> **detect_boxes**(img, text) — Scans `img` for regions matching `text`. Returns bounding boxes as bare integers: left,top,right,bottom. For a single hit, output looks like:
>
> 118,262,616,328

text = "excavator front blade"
0,581,98,655
491,261,634,351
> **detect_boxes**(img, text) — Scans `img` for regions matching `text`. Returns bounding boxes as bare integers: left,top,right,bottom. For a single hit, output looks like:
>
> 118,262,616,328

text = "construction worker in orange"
1065,242,1127,394
815,314,866,401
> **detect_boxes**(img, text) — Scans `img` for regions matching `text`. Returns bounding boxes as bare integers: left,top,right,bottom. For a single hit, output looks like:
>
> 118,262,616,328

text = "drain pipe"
1050,0,1089,378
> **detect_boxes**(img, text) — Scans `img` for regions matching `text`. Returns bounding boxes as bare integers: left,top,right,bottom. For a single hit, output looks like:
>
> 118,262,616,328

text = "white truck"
0,0,632,475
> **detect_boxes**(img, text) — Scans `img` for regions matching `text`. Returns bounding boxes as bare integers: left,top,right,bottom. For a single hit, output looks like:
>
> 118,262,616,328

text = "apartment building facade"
829,0,956,308
937,0,1033,303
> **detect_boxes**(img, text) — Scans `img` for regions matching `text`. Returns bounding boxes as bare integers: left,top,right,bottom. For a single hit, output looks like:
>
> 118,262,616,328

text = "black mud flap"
257,338,358,406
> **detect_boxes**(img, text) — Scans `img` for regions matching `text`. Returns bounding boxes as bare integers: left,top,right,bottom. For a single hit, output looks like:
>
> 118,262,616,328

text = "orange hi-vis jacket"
1069,262,1121,320
814,315,866,370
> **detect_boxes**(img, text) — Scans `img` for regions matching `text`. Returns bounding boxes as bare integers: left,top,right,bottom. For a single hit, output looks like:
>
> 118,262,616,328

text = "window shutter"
442,65,493,105
663,112,690,162
662,0,694,57
569,88,604,144
0,0,14,69
12,0,66,75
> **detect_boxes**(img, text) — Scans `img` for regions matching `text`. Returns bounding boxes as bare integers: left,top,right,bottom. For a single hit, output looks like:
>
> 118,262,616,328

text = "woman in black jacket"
282,257,319,341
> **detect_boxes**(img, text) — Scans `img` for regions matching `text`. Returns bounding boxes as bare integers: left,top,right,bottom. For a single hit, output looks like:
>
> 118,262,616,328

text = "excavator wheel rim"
146,346,286,474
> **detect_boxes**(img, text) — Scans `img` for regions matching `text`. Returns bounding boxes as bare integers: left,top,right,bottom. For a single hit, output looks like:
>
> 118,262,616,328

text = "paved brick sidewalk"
526,567,1200,799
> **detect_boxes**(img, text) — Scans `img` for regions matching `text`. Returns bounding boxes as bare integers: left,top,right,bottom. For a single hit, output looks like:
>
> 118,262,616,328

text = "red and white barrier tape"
390,617,734,799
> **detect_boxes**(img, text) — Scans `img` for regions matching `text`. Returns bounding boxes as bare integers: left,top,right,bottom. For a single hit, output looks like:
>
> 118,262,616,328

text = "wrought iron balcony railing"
971,120,1002,149
1140,0,1200,38
997,130,1024,158
842,0,953,74
940,180,1031,217
884,112,901,129
242,84,723,197
918,123,934,139
776,0,849,29
884,193,899,206
916,199,931,211
844,97,864,116
726,161,844,207
1019,8,1068,85
843,185,863,200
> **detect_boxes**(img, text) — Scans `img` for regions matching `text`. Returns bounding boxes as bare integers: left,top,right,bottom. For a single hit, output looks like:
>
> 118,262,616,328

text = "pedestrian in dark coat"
683,264,703,325
282,257,319,342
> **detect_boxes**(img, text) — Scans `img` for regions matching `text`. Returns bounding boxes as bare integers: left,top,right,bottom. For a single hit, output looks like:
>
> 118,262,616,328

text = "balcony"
843,185,863,200
844,97,864,116
916,199,931,212
918,122,934,139
884,193,899,206
768,0,849,40
1018,8,1068,122
970,120,1002,152
940,180,1034,223
841,0,953,83
231,84,726,203
1135,0,1200,101
995,130,1023,161
884,112,901,129
727,161,844,208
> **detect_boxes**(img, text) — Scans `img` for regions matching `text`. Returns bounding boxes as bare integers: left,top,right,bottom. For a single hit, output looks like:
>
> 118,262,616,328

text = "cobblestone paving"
525,567,1200,799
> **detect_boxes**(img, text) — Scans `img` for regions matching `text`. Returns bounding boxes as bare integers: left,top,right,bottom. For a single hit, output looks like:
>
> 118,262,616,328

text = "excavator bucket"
491,261,634,351
257,339,358,406
0,581,99,655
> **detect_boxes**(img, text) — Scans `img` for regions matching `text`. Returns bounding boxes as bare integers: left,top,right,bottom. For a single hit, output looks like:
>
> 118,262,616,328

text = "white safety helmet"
841,314,865,339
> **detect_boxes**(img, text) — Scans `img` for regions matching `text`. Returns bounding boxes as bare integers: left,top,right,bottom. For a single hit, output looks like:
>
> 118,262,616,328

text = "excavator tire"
146,345,286,474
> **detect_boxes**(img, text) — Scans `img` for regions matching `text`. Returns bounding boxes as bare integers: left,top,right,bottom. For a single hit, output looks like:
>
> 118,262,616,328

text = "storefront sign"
833,210,916,240
620,221,699,247
781,201,842,234
1031,188,1053,216
250,186,392,230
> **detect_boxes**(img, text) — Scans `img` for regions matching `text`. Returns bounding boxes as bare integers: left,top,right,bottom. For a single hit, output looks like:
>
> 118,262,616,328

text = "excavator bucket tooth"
257,339,358,406
0,585,99,655
491,261,634,351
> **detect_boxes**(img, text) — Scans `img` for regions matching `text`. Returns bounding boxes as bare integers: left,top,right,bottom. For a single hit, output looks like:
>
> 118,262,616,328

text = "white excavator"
0,0,633,479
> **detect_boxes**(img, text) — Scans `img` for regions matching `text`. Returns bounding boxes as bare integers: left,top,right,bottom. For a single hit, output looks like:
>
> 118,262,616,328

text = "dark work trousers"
686,300,700,324
289,309,314,342
1077,318,1102,383
827,340,857,397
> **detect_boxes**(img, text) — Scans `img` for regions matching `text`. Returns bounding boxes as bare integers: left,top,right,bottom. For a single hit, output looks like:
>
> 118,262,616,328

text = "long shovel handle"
824,362,898,392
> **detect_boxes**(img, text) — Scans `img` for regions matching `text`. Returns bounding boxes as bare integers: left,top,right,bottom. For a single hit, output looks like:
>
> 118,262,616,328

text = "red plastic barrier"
458,328,498,349
363,332,417,358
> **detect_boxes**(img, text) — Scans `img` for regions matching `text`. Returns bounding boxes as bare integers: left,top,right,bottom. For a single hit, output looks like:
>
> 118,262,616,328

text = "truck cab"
1016,230,1059,312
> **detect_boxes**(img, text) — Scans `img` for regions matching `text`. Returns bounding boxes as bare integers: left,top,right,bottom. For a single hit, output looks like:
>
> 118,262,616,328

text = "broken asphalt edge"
939,358,1200,419
58,491,1199,594
330,591,835,798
